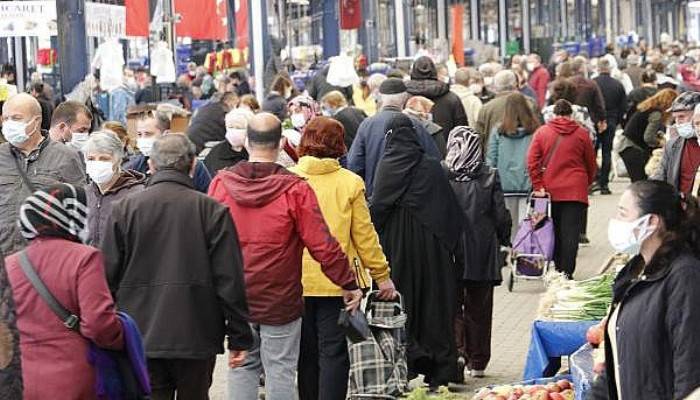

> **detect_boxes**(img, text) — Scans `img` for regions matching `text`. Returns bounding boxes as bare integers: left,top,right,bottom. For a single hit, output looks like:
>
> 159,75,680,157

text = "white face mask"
469,84,483,94
70,132,90,151
225,128,247,149
608,214,653,255
676,122,695,139
290,113,307,129
137,137,156,157
85,160,115,185
526,62,536,71
2,119,33,146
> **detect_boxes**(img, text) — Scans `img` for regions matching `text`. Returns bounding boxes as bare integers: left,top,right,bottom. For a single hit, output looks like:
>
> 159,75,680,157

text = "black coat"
623,86,657,126
593,73,627,122
595,253,700,400
333,106,367,149
101,170,253,358
449,165,511,284
186,101,228,153
406,79,469,143
203,141,248,176
261,93,288,121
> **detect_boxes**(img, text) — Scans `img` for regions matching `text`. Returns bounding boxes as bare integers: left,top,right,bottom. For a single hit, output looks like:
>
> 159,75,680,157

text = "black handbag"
338,308,371,344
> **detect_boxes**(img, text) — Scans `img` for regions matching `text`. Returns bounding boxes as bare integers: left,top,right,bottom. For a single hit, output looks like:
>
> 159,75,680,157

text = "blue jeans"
228,318,302,400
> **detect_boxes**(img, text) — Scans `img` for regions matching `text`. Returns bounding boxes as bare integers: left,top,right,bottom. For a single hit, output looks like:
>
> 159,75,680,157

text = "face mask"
469,84,483,94
321,107,334,117
137,137,156,157
2,119,32,146
290,113,307,129
225,128,246,149
526,62,536,71
676,122,695,139
607,214,653,255
70,132,90,151
85,160,115,185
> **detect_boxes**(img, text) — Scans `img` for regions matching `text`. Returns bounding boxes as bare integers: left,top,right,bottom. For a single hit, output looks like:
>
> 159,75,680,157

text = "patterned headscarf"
18,183,88,243
287,95,320,123
445,126,483,181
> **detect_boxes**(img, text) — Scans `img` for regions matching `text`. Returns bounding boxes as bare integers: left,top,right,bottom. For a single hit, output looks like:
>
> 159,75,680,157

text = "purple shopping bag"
512,217,555,276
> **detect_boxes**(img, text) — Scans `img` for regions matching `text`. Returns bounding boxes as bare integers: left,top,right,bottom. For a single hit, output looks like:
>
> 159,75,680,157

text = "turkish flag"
175,0,228,40
235,0,248,49
126,0,149,37
339,0,361,30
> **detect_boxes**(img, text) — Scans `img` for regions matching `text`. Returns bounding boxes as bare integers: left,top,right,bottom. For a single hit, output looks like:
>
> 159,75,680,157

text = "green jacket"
486,127,533,194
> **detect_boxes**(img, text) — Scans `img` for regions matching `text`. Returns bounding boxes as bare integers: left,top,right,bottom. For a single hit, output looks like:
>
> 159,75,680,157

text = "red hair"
298,117,347,159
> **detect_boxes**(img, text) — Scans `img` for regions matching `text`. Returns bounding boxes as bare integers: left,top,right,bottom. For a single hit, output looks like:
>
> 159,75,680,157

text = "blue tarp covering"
570,343,595,400
523,320,599,380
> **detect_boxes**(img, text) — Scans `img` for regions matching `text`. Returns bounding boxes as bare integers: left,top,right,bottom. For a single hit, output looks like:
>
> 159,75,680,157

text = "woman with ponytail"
592,180,700,399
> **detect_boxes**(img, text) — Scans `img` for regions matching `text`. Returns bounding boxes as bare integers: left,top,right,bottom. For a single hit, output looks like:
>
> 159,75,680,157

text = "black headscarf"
370,114,464,249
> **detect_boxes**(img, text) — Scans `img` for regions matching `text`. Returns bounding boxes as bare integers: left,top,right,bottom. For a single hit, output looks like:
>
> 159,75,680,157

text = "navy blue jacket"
123,154,212,193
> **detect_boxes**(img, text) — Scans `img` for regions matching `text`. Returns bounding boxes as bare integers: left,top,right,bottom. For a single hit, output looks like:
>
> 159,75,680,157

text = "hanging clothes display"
91,38,125,92
150,41,177,84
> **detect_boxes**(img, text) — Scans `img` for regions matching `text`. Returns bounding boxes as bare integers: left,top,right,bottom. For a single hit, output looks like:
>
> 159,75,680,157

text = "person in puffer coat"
407,56,469,146
83,132,146,248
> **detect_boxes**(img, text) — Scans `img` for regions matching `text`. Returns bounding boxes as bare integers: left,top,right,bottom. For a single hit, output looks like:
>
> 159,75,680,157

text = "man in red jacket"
208,112,362,399
527,54,550,109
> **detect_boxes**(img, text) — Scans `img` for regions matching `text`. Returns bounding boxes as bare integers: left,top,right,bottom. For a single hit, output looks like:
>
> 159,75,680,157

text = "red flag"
339,0,361,30
126,0,149,37
235,0,248,49
175,0,228,40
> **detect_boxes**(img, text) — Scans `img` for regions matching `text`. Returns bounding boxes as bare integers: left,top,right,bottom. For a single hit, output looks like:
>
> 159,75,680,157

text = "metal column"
12,38,25,93
56,0,88,96
251,0,266,103
644,0,653,45
523,0,531,54
437,0,447,41
560,0,568,39
471,0,480,41
499,0,507,59
605,0,613,43
322,0,340,58
395,0,407,57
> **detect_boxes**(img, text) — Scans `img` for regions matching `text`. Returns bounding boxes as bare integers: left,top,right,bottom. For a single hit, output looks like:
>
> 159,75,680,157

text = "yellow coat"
290,156,390,296
353,84,377,117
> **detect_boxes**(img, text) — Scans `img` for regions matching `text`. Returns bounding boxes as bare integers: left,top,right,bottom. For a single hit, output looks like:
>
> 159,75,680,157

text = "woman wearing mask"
289,117,396,400
4,183,124,399
487,92,541,237
278,95,319,167
619,88,677,181
588,180,700,400
370,114,464,388
204,108,252,175
527,100,597,279
84,131,146,247
262,74,293,121
446,127,511,379
320,90,367,150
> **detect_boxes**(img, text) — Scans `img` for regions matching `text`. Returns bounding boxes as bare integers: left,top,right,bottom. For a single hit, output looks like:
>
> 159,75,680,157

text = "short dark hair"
641,70,657,84
553,99,573,116
50,101,92,128
150,135,196,174
550,79,578,104
31,82,44,94
270,74,292,94
298,117,346,159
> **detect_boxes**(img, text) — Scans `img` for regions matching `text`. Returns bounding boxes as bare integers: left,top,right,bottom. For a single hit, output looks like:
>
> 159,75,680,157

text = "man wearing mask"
124,110,212,193
652,92,700,194
527,54,551,109
186,92,239,154
48,101,93,150
0,93,85,254
102,134,253,400
208,113,362,399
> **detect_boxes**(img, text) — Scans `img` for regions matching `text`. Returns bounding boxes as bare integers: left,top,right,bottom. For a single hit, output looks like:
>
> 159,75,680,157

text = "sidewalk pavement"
208,181,627,399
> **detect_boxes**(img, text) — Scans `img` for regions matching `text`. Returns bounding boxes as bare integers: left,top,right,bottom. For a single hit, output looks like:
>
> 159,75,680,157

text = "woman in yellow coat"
290,116,396,400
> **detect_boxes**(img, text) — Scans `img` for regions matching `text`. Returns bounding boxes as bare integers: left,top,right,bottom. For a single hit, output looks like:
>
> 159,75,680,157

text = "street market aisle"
208,181,626,399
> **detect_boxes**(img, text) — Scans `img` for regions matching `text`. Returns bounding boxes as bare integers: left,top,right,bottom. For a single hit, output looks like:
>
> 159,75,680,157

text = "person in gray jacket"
0,93,85,255
651,91,700,194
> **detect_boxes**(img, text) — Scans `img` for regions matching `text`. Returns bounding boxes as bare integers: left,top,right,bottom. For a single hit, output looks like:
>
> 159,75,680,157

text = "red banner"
339,0,361,30
235,0,248,49
175,0,228,40
451,5,464,66
125,0,149,37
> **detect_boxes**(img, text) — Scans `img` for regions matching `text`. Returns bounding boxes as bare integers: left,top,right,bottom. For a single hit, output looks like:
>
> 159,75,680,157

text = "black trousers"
551,201,587,278
619,147,650,182
298,297,349,400
597,118,617,187
149,357,216,400
454,284,494,371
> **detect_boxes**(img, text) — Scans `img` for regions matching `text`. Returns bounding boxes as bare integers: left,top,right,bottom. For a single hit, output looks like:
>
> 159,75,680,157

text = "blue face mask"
321,107,334,117
677,122,695,139
2,118,34,146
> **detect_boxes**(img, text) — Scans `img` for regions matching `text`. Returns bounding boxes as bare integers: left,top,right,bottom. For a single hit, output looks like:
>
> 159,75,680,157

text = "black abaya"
370,114,465,385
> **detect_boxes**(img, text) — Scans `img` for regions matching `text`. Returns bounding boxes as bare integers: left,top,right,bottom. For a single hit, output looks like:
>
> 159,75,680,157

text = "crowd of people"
0,39,700,400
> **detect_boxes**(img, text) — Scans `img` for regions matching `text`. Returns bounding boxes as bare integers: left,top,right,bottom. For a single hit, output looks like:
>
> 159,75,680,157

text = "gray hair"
367,73,387,91
380,92,408,109
83,130,124,161
597,57,612,73
151,135,197,174
493,70,517,93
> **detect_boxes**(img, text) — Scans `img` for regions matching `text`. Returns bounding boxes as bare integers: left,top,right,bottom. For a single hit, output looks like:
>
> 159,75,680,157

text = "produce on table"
472,379,575,400
537,272,615,321
586,323,604,347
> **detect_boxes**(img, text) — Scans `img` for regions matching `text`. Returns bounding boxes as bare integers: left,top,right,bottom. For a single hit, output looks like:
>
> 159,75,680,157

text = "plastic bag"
327,55,359,88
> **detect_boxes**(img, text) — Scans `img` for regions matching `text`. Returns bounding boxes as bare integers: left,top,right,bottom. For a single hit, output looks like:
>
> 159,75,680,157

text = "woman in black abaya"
370,114,465,387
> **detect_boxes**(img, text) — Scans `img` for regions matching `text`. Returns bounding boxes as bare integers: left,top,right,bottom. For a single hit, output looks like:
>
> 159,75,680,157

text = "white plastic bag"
326,55,359,88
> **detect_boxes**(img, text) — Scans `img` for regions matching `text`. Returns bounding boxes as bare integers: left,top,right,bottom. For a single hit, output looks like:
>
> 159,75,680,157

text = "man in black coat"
186,92,239,154
406,56,469,146
593,57,627,194
102,135,253,400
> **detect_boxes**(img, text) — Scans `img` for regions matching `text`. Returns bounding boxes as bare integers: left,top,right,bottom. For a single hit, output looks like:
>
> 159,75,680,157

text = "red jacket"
208,161,358,325
528,65,550,109
527,117,597,204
